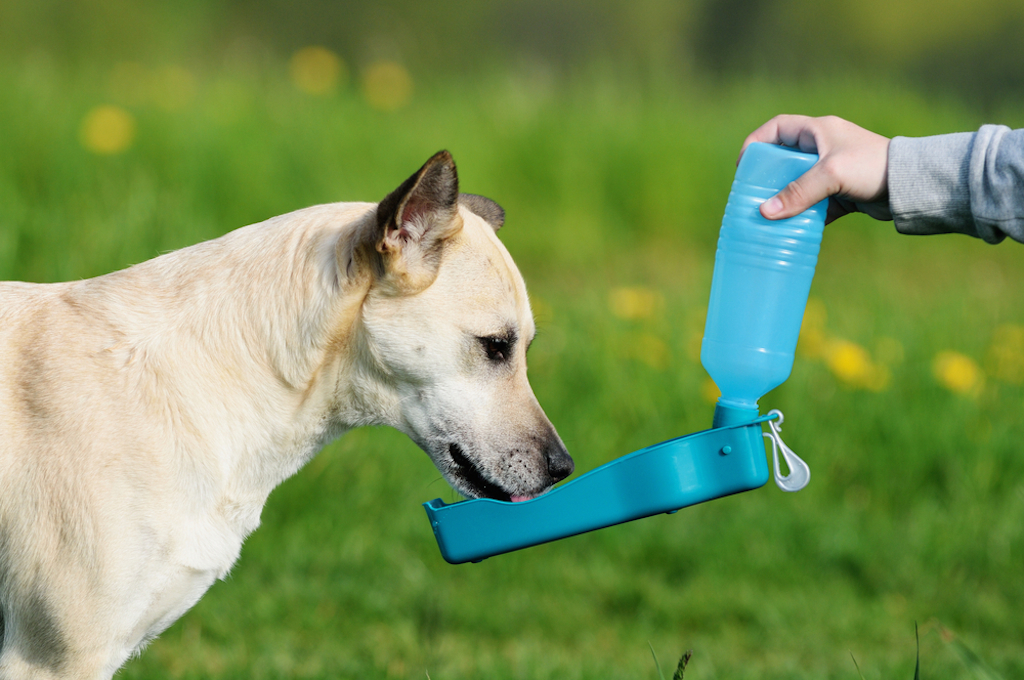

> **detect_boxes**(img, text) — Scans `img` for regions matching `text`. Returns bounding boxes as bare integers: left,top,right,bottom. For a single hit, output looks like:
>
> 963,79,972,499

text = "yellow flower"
608,287,663,321
360,60,413,111
824,338,889,391
933,351,983,397
290,46,346,95
80,105,136,155
825,339,871,384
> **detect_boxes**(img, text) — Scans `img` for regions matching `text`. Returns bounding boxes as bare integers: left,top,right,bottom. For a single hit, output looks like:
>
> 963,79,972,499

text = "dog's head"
354,151,573,501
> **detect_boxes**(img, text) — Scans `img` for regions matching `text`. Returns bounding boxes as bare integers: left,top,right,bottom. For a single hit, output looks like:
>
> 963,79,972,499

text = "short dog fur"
0,151,573,679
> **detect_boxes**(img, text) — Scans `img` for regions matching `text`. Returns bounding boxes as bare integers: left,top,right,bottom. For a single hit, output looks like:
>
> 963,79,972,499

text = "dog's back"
0,201,388,678
0,219,314,677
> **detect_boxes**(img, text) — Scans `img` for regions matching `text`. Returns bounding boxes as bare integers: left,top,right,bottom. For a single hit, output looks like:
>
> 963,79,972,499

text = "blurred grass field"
3,52,1024,680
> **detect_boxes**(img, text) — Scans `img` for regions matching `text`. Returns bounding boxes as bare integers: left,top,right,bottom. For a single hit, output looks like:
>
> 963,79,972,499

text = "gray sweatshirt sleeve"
888,125,1024,244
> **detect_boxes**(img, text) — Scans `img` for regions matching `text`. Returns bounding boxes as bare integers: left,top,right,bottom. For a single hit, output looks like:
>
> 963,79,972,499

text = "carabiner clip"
763,409,810,492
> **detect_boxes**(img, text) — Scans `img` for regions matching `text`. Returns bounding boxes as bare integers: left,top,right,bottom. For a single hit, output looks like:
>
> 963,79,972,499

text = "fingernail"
762,196,783,217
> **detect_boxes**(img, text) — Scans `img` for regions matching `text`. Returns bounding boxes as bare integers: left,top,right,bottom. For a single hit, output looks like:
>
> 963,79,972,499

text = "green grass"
2,57,1024,679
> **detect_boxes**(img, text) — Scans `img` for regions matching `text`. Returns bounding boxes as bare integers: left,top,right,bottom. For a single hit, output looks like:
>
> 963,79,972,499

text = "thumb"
759,164,832,220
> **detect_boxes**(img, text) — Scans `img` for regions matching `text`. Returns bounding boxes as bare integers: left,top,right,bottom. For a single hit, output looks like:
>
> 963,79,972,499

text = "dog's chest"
126,563,222,652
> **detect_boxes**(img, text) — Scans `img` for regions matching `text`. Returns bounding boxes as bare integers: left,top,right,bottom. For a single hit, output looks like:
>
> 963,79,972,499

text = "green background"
2,1,1023,678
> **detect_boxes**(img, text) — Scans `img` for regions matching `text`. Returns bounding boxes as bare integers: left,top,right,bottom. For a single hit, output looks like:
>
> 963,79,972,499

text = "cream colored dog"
0,151,573,679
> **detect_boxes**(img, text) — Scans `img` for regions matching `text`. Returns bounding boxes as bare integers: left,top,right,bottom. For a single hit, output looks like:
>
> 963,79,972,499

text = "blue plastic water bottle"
701,143,828,428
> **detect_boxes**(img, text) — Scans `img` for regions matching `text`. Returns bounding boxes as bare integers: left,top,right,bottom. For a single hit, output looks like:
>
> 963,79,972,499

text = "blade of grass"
672,650,693,680
914,622,920,680
649,642,665,680
850,651,866,680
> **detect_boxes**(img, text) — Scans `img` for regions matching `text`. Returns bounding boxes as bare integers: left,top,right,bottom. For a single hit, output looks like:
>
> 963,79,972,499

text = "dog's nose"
546,442,574,483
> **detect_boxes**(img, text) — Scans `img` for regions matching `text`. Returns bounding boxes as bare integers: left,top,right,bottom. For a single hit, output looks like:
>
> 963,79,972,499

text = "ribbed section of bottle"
701,177,826,410
719,182,823,271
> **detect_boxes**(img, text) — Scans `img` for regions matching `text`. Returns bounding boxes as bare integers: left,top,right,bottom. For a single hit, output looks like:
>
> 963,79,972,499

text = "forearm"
889,125,1024,244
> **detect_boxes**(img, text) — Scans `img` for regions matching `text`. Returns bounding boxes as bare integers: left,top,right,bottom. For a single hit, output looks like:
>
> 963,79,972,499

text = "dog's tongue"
510,495,533,503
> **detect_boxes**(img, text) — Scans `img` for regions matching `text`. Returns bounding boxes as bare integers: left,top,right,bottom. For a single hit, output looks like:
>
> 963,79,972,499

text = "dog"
0,150,573,679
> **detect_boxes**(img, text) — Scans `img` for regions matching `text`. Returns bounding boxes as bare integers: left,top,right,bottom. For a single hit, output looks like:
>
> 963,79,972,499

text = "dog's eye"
479,336,511,362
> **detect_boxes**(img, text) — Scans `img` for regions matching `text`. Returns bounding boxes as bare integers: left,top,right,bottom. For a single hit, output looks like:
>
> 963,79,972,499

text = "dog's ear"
373,150,461,292
459,194,505,231
374,150,461,290
376,150,460,253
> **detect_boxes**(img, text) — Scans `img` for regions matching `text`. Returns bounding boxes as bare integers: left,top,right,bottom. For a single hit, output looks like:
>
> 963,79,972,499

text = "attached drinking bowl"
423,411,802,564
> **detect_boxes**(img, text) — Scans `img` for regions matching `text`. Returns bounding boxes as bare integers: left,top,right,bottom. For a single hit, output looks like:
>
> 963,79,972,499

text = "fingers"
760,162,837,219
742,115,834,218
739,114,818,163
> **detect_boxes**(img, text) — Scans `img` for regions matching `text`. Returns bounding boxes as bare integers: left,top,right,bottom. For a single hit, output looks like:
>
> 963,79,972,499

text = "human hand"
740,115,892,223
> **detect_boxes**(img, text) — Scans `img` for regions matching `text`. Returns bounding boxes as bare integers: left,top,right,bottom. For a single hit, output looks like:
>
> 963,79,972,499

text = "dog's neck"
90,204,381,543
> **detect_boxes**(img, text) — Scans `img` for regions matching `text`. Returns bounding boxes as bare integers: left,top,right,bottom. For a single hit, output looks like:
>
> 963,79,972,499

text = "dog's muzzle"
448,442,511,501
447,441,574,502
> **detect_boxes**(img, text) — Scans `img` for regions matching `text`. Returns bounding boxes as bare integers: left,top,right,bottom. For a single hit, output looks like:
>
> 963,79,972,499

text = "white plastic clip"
763,409,810,492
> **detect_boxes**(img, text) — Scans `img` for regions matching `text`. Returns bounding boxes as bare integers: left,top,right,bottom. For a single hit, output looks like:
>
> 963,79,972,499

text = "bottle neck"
712,401,760,428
